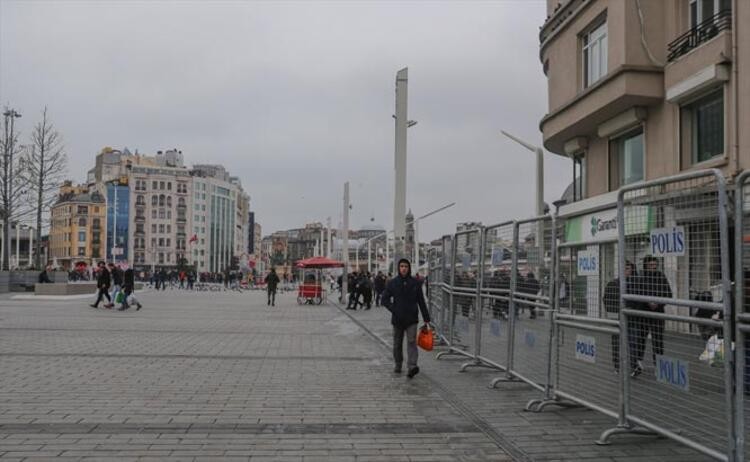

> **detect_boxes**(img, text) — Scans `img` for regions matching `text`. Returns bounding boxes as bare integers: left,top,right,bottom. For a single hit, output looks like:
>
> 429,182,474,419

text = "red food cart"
295,256,344,305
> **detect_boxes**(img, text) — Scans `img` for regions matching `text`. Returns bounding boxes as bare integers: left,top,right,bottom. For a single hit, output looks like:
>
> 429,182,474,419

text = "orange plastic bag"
417,325,434,351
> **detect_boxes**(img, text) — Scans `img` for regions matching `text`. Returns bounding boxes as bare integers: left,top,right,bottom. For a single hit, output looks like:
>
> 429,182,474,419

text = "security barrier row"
427,168,748,461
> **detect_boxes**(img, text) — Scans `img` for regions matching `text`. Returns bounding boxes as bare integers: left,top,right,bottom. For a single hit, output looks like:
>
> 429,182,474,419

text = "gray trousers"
393,323,418,369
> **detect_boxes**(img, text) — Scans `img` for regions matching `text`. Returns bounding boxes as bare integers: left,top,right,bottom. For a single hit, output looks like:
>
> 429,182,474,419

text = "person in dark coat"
38,267,52,284
265,268,280,306
360,272,373,310
603,261,639,373
521,271,541,319
374,271,387,307
120,266,143,311
90,261,112,308
630,255,672,376
381,258,431,379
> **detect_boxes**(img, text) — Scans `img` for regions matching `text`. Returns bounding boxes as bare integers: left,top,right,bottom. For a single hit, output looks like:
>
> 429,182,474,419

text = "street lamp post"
501,130,546,270
2,109,21,271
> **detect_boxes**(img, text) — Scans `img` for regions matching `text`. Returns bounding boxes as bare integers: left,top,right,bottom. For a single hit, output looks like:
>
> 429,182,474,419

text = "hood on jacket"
398,258,412,278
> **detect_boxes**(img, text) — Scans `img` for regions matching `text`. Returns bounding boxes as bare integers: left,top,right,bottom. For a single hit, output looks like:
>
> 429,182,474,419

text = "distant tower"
405,209,415,260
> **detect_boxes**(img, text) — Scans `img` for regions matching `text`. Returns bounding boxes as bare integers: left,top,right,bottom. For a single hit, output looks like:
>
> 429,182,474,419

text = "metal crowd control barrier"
436,228,482,359
476,221,515,374
426,246,445,346
735,170,750,462
436,228,484,363
489,215,556,409
533,205,624,417
606,169,734,461
435,234,453,345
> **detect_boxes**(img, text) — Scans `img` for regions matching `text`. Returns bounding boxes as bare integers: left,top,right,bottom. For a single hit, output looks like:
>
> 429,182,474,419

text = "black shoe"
407,367,420,379
90,304,98,308
394,365,402,374
136,304,142,311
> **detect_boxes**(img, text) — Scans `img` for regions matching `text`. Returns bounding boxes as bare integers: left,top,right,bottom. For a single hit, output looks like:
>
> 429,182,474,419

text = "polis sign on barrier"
575,334,596,363
655,354,689,392
577,248,599,276
649,226,686,257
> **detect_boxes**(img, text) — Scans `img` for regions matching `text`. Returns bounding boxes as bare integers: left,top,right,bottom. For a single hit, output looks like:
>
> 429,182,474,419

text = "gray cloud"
0,0,570,242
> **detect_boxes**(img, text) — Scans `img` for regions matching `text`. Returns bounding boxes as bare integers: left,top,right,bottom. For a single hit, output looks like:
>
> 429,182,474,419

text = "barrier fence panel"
478,221,515,374
427,247,443,340
618,169,733,461
503,216,556,399
541,209,622,418
439,228,482,361
735,170,750,462
438,235,454,345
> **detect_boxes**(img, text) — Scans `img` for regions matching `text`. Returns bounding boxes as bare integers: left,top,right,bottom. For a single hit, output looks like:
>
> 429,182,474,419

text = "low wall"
34,282,144,296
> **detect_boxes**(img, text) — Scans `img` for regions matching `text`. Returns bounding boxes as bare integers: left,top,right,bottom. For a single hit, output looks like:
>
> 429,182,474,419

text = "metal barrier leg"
459,359,501,372
596,424,659,446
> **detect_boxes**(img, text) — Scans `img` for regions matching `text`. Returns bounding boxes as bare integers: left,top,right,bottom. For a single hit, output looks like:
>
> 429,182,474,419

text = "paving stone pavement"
335,299,717,462
0,289,515,461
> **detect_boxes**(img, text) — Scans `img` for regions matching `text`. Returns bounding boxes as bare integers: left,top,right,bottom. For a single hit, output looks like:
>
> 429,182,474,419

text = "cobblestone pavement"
334,298,716,462
0,289,513,461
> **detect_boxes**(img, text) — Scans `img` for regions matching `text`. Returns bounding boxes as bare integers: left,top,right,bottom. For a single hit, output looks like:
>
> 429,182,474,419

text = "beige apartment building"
540,0,748,203
49,182,107,268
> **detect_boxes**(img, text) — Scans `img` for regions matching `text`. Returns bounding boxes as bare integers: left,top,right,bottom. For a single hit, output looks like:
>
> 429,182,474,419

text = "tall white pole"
112,184,117,263
326,217,332,258
367,240,372,274
385,235,390,275
355,242,359,272
414,219,419,274
393,67,409,270
15,224,20,269
29,226,33,267
341,182,350,303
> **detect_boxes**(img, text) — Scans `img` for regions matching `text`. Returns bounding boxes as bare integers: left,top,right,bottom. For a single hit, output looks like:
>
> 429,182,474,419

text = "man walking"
373,271,386,307
107,263,123,309
381,258,431,379
265,268,280,306
120,265,143,311
90,261,112,309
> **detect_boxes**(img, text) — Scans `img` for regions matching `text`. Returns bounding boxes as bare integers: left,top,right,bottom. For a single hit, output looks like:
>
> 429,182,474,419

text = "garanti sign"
564,206,653,244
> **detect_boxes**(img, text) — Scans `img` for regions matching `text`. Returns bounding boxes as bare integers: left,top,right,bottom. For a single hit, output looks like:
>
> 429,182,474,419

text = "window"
681,89,724,164
136,195,145,206
690,0,731,28
77,205,88,215
159,209,166,219
167,225,171,233
159,252,165,264
166,196,172,207
160,181,165,190
78,247,86,257
151,224,157,233
166,238,171,247
167,210,172,219
582,20,607,88
159,224,165,233
609,128,644,189
78,217,87,227
167,182,172,191
78,231,86,242
152,181,158,190
158,238,165,247
151,209,157,219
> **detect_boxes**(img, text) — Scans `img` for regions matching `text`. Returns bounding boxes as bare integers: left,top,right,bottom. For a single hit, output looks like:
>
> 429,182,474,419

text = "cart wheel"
315,296,323,305
297,296,304,305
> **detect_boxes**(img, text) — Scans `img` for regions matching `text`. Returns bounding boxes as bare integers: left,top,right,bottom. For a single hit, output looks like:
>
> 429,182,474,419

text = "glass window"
78,217,87,227
167,182,172,191
682,89,724,164
152,224,157,233
159,209,165,219
78,231,86,242
609,128,644,189
583,20,607,88
151,209,157,219
152,181,158,190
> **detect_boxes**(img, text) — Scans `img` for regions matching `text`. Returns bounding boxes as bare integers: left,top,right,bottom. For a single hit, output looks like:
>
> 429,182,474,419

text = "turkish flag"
189,234,198,244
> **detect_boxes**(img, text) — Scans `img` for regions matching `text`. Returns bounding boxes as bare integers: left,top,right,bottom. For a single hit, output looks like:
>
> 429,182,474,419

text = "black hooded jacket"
381,259,430,328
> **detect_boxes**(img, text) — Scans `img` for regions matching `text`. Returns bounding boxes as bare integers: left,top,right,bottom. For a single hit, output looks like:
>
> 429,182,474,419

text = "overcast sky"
0,0,571,242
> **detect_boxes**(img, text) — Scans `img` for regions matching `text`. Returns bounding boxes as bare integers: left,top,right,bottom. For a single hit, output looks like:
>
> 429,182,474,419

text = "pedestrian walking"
381,258,431,379
120,265,143,311
90,261,112,309
374,271,386,307
265,268,280,306
107,263,123,309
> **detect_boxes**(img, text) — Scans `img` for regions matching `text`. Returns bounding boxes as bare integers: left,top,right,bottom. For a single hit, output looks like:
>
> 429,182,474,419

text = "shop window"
609,128,644,190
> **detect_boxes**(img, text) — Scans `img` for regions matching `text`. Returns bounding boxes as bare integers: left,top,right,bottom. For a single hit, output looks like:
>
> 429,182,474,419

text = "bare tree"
0,107,32,271
25,107,67,268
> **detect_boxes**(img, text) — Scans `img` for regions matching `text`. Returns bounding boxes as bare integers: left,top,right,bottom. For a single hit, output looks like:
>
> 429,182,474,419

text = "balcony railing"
668,10,731,62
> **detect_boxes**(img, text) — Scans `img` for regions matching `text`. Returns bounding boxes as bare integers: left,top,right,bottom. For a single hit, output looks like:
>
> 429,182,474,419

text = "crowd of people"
341,270,422,310
89,261,143,311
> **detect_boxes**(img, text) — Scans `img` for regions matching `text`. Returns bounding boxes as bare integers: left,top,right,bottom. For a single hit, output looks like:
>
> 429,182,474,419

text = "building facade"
540,0,748,201
49,182,106,268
